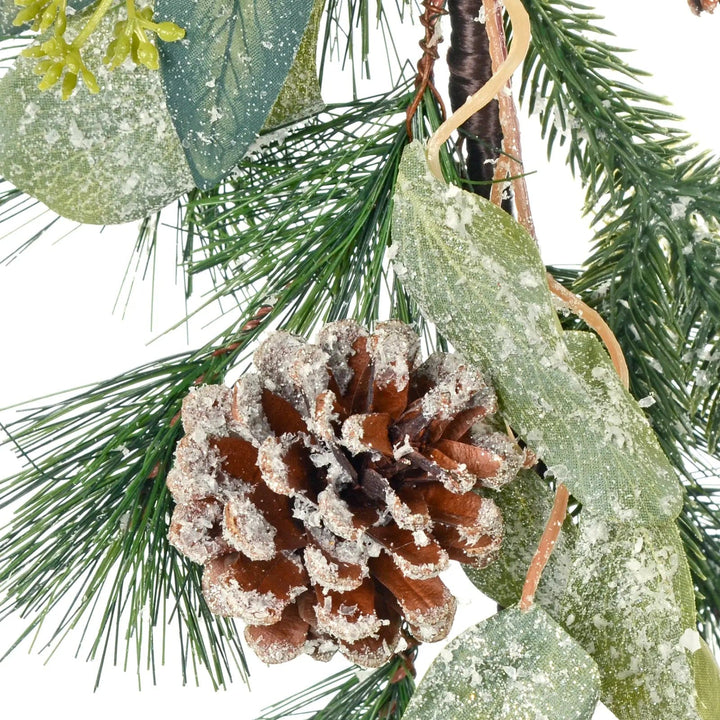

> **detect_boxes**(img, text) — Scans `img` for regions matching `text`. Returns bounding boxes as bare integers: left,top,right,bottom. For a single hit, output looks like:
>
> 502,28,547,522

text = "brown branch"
519,483,569,611
479,1,629,389
406,0,448,139
482,0,536,240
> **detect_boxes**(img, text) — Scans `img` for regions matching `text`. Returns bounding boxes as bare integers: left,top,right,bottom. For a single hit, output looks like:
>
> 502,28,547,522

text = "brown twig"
482,0,536,240
478,1,629,388
406,0,448,139
519,483,570,610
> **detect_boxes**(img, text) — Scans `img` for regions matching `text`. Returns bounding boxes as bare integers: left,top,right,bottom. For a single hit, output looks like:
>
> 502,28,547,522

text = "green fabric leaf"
551,333,720,719
694,638,720,720
465,470,576,610
0,5,193,224
467,332,720,720
403,605,600,720
155,0,316,188
391,140,683,524
0,0,22,37
391,141,720,720
555,516,708,719
263,0,324,130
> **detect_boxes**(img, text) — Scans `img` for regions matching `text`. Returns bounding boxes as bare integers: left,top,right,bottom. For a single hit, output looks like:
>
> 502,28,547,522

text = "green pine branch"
176,85,418,339
319,0,412,92
255,652,416,720
0,341,258,687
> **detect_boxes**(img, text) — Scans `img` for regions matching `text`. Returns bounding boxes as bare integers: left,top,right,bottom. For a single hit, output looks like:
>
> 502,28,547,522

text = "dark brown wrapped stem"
447,0,508,207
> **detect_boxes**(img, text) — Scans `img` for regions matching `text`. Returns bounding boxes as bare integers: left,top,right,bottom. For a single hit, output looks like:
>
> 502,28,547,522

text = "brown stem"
406,0,448,139
481,0,536,240
519,483,569,610
480,1,629,389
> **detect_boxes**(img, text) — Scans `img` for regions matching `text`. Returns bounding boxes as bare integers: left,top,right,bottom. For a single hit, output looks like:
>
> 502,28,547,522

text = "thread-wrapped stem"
406,0,448,138
426,0,530,180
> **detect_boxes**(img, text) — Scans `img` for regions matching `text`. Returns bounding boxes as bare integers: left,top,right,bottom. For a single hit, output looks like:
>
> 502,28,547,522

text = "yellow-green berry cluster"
104,5,184,71
14,1,185,100
23,33,100,99
13,0,66,33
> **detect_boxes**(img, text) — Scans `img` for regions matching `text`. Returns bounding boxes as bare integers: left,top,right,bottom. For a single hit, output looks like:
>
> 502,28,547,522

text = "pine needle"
255,652,416,720
174,85,418,341
0,342,258,687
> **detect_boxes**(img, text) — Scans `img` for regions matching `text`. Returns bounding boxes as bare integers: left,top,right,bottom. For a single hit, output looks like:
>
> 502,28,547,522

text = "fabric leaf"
557,333,718,719
694,638,720,720
0,5,193,224
468,332,720,719
155,0,316,188
263,0,324,130
402,605,600,720
556,515,707,719
465,470,576,610
391,140,683,524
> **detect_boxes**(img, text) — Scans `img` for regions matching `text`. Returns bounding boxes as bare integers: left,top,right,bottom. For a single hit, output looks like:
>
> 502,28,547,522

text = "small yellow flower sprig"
15,0,185,100
104,3,185,71
13,0,67,33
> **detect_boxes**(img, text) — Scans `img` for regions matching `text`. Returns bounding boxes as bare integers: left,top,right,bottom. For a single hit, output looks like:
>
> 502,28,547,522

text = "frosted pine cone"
167,320,524,667
688,0,717,14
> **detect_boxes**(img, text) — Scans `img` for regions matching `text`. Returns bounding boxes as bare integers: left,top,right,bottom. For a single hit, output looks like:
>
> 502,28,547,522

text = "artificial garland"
1,1,719,719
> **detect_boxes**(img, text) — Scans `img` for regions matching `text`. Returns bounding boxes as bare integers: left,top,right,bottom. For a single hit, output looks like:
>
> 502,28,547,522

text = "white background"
0,1,718,718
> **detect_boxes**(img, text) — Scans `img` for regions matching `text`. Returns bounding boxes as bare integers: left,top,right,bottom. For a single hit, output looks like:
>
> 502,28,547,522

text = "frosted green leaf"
465,470,576,611
556,515,710,719
0,1,21,37
391,140,683,523
155,0,315,188
263,0,324,130
694,638,720,720
0,5,193,224
403,605,600,720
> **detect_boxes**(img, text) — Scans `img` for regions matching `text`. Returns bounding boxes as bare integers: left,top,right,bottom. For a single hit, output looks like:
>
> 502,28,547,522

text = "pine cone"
167,320,524,667
688,0,717,13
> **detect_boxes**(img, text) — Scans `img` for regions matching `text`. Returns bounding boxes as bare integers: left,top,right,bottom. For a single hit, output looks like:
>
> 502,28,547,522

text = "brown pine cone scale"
167,320,524,666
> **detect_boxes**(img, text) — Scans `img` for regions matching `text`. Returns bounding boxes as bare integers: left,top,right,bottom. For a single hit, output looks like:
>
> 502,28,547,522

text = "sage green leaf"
0,5,193,224
556,333,720,718
694,638,720,720
0,1,21,37
555,515,710,720
403,605,600,720
263,0,324,130
155,0,316,188
465,470,576,610
391,140,683,523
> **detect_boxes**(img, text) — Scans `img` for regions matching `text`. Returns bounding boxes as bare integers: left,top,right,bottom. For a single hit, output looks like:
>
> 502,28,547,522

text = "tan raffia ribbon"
426,0,531,181
546,274,630,390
